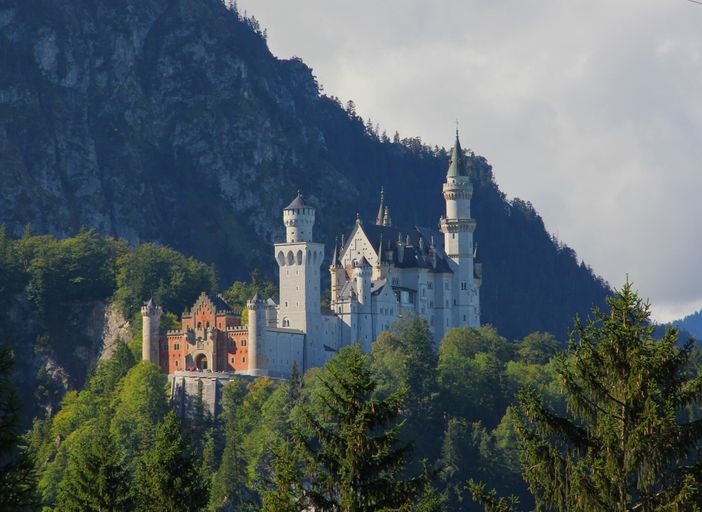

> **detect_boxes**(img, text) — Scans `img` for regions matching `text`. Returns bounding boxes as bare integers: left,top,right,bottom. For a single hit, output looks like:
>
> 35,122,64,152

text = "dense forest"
3,272,702,510
0,0,610,342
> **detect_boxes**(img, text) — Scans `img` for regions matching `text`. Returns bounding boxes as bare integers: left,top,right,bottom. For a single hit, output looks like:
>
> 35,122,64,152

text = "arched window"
282,317,290,327
197,321,202,329
297,250,303,265
277,251,285,267
287,251,294,266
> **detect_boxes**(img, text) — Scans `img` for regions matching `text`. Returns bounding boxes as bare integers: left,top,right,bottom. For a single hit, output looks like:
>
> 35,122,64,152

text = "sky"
235,0,702,323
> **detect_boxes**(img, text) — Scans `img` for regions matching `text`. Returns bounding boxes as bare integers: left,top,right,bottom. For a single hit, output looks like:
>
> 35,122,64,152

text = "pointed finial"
456,118,459,138
356,212,361,225
376,186,385,225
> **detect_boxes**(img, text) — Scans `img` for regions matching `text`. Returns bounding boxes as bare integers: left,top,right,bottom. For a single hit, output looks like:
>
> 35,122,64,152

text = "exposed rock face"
0,0,357,277
100,304,132,361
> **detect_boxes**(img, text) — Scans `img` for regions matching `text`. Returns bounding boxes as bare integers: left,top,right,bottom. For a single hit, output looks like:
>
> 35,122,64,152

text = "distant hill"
0,0,609,341
673,310,702,340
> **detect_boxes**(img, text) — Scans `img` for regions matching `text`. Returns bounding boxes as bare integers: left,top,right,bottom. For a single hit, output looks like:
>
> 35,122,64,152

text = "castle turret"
439,129,480,328
276,192,325,343
352,256,372,308
246,293,265,375
330,237,345,304
283,191,315,243
141,298,162,365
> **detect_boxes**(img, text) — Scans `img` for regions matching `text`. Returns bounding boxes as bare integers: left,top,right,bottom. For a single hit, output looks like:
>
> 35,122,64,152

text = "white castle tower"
440,131,480,326
141,298,162,365
275,192,325,333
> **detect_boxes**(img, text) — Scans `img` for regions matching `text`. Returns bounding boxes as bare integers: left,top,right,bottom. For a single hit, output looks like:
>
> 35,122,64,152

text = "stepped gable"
187,291,234,316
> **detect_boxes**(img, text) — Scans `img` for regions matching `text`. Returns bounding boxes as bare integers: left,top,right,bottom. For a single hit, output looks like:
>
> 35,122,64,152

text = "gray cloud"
237,0,702,322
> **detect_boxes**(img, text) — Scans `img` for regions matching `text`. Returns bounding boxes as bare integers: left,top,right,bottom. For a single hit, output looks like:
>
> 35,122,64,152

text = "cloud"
237,0,702,322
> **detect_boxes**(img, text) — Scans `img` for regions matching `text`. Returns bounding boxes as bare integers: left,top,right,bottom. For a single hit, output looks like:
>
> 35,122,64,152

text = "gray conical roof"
285,191,310,210
447,131,469,177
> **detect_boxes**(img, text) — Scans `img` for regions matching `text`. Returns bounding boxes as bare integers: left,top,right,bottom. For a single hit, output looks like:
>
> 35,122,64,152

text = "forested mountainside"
0,0,608,340
675,309,702,340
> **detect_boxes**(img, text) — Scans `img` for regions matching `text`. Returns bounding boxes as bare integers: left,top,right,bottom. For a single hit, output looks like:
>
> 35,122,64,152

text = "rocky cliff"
0,0,609,340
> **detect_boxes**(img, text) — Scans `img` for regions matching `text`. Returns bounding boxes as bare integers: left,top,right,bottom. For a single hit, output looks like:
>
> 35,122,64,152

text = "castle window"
243,356,246,363
463,315,466,321
231,357,235,363
242,339,247,347
175,361,179,367
197,321,202,329
206,321,210,329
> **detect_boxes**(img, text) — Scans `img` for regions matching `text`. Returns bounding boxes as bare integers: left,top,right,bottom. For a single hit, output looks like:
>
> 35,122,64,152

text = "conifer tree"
514,283,702,511
0,345,38,510
56,417,131,512
135,411,208,512
294,344,428,511
209,380,252,511
261,441,308,512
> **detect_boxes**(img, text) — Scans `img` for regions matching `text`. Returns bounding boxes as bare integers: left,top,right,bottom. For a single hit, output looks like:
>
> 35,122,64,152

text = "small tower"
246,293,265,375
275,192,325,334
283,191,315,243
330,237,345,304
141,298,162,365
439,129,480,328
352,256,372,307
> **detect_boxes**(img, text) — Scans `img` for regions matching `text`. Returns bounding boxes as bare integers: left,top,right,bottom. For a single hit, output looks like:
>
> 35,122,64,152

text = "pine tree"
135,411,209,512
294,345,428,511
514,283,702,511
209,380,252,511
56,417,131,512
0,345,38,510
261,441,308,512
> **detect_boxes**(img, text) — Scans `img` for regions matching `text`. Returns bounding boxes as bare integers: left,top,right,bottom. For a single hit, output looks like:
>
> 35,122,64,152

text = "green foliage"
110,361,169,464
0,345,39,510
516,283,702,511
222,270,277,324
372,314,441,463
114,243,217,317
23,229,121,323
260,441,308,512
294,345,427,511
56,417,131,512
135,411,209,512
209,379,252,511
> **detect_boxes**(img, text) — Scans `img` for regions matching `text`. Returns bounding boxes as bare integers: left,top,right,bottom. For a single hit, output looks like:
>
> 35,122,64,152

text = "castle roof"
285,192,310,210
447,131,469,178
189,292,235,315
343,223,453,274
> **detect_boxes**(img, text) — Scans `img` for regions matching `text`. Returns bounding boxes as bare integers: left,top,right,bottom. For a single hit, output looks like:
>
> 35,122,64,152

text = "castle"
142,132,481,383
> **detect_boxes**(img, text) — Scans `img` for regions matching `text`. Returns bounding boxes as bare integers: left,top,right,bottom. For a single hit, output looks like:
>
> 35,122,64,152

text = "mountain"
0,0,609,341
673,310,702,340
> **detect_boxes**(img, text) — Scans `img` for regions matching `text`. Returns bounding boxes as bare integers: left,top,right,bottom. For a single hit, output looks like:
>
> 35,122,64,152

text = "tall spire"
382,206,392,227
375,186,385,225
447,129,469,178
331,236,341,267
